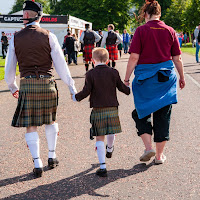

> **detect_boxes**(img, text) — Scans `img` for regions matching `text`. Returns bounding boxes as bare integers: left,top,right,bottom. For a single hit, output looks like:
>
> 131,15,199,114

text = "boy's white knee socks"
25,132,43,168
96,141,106,169
45,123,59,159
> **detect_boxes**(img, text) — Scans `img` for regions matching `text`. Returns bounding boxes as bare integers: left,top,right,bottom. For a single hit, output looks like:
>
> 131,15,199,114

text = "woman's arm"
172,55,185,89
124,53,140,86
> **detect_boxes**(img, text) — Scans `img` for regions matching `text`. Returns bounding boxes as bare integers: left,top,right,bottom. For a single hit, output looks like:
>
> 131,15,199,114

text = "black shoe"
33,168,43,178
96,168,107,177
106,145,114,158
48,158,59,169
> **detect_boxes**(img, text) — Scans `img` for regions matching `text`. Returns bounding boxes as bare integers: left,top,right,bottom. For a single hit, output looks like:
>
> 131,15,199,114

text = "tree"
10,0,51,14
164,0,188,31
52,0,133,31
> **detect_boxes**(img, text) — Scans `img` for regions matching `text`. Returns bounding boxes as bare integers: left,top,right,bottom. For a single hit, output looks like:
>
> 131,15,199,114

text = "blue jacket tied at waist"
132,60,177,119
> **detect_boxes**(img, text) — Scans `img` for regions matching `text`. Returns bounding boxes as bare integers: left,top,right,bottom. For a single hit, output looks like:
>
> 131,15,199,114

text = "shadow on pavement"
0,90,10,93
0,166,50,187
4,162,154,199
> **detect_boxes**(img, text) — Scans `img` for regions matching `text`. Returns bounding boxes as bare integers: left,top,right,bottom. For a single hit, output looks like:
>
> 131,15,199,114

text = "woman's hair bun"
145,0,154,3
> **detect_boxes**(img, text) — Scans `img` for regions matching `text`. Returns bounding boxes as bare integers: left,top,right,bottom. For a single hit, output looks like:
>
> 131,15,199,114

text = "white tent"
0,13,92,56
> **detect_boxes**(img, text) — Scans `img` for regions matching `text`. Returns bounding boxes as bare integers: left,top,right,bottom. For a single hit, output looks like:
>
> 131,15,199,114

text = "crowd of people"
4,0,186,179
62,26,134,70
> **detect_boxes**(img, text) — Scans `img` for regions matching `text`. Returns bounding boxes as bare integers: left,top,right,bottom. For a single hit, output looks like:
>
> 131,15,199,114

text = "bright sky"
0,0,15,14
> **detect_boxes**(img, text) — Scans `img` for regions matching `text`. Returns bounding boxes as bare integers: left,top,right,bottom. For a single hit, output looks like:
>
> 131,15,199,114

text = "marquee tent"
0,13,92,56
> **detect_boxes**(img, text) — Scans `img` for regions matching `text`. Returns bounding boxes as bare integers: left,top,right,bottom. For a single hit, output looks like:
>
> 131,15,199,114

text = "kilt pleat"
84,44,94,61
90,107,122,138
106,45,118,61
12,78,58,127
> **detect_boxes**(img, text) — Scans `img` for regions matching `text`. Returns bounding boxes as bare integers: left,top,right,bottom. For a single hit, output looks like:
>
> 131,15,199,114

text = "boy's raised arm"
74,72,92,102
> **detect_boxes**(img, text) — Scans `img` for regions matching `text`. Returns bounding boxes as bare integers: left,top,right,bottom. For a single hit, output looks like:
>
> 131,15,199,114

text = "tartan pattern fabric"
12,78,58,127
84,44,94,61
90,107,122,137
106,44,118,61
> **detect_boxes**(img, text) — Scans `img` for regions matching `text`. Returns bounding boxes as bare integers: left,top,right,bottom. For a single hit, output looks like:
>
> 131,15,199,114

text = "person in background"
122,29,130,54
101,24,122,68
1,32,8,59
178,32,183,48
73,33,79,65
80,24,101,71
65,31,77,65
194,24,200,63
125,0,185,165
184,32,187,46
116,30,123,58
73,48,130,177
96,30,103,47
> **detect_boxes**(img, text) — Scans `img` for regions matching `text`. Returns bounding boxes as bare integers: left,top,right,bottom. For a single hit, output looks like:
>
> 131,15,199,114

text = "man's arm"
4,36,19,94
101,32,108,48
116,33,123,45
49,32,77,95
80,31,85,44
93,31,101,43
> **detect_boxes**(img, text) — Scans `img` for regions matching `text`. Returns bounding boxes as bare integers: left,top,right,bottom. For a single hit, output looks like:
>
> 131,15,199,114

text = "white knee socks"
25,132,43,168
96,141,106,169
45,123,59,159
107,134,115,152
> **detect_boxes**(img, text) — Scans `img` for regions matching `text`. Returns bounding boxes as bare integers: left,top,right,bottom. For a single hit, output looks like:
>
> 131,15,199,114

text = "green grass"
181,43,196,56
0,57,19,80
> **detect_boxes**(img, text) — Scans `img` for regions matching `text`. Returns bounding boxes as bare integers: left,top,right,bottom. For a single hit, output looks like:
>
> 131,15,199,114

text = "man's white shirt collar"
27,21,40,27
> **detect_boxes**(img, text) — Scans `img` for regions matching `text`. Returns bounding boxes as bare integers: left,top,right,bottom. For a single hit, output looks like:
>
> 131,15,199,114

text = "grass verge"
0,57,19,81
181,43,196,56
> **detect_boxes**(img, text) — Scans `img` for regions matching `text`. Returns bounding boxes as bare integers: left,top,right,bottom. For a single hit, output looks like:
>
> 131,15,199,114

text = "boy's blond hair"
92,48,109,63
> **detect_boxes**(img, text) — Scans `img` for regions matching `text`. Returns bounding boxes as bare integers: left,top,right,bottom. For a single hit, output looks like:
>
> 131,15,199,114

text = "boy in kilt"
80,24,101,72
72,48,130,177
101,24,123,68
5,1,77,178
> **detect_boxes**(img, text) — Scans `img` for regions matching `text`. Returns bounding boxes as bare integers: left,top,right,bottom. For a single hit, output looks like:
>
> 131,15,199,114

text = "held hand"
124,80,130,86
12,90,19,99
179,78,186,89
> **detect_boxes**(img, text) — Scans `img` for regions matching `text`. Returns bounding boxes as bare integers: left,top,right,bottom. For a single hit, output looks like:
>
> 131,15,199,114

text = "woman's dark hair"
138,0,161,22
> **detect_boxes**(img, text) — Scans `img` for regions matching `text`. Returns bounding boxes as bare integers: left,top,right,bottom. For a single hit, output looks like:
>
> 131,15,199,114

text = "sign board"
0,15,68,24
69,15,92,30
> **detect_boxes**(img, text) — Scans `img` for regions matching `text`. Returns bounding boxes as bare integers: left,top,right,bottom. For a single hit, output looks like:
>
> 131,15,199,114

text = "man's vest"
106,31,117,45
83,30,95,45
14,25,53,78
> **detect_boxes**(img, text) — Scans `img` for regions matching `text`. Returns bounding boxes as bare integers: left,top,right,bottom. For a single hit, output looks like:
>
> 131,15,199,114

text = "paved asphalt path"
0,53,200,200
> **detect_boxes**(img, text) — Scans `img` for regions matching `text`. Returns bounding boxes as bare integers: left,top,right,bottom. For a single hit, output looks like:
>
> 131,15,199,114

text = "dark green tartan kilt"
12,78,58,127
90,107,122,138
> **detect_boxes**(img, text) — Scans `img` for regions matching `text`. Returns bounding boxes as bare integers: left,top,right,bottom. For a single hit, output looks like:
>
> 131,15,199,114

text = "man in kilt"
5,1,77,178
101,24,122,68
80,24,101,72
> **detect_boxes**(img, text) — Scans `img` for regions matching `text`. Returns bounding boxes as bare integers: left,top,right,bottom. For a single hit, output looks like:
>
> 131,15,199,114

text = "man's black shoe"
96,168,107,177
106,145,114,158
33,168,43,178
48,158,59,169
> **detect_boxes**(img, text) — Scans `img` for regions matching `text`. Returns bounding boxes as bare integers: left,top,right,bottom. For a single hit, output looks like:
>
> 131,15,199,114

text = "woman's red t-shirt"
129,20,181,65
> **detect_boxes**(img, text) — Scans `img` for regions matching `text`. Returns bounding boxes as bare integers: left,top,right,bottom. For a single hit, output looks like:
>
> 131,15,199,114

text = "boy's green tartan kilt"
90,107,122,139
12,78,58,127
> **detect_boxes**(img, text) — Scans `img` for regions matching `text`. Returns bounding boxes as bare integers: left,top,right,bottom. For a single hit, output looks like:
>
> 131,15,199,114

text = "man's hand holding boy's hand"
12,90,19,99
71,94,77,102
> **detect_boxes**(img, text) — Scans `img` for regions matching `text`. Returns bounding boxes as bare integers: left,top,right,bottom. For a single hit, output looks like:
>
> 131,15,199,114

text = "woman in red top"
124,0,185,164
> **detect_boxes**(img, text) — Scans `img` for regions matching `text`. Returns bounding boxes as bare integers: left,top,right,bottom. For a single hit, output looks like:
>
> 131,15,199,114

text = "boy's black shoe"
106,145,114,158
33,168,43,178
96,168,107,177
48,158,59,169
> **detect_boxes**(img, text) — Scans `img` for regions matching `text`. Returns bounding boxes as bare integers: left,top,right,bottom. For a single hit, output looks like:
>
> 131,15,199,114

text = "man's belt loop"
34,66,39,80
